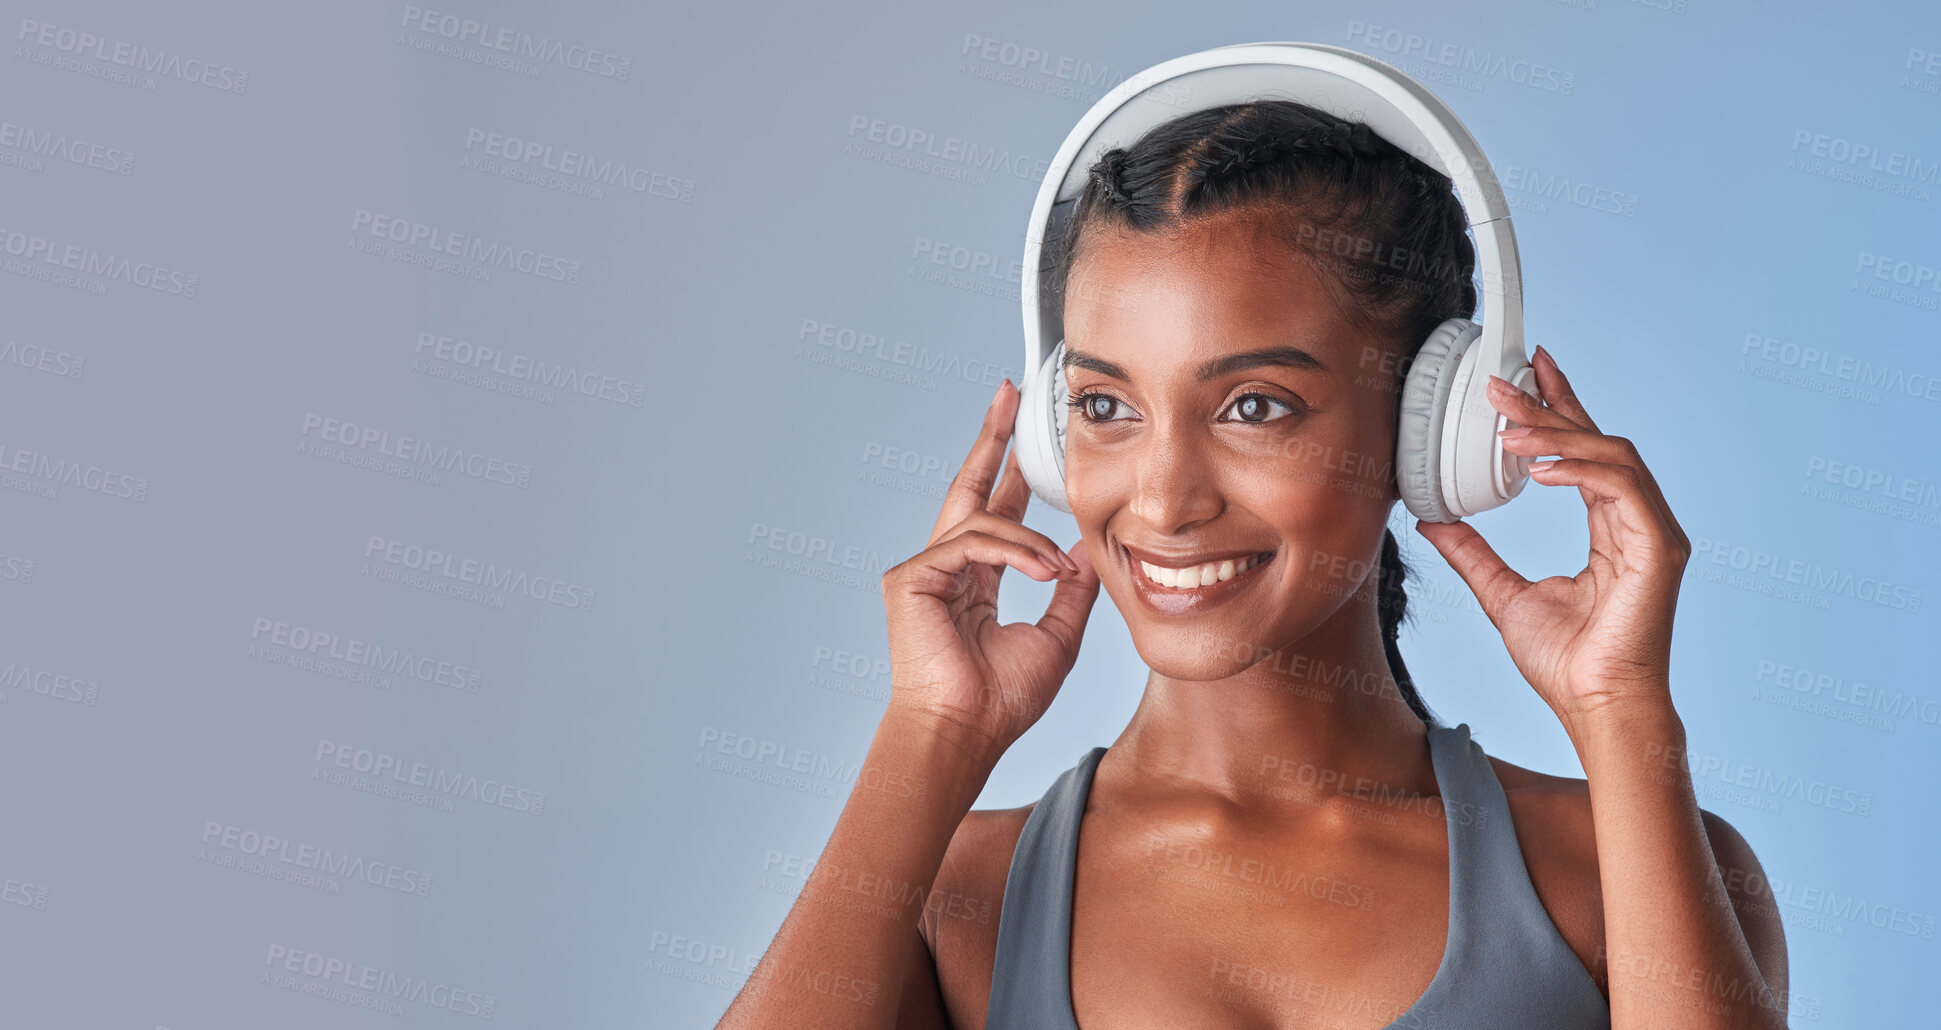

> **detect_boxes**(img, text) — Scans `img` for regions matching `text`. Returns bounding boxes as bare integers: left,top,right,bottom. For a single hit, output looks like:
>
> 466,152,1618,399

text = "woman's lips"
1121,544,1277,616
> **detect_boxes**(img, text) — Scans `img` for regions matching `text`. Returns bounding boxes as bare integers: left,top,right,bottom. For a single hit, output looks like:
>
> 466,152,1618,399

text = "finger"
1036,536,1102,655
1530,345,1600,434
1527,347,1688,555
1412,518,1531,625
986,438,1031,523
932,380,1019,545
957,509,1076,577
1486,374,1578,432
1499,427,1682,547
893,529,1059,600
1524,458,1682,555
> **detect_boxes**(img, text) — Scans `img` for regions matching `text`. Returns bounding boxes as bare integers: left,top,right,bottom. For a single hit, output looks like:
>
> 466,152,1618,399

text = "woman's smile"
1121,542,1278,615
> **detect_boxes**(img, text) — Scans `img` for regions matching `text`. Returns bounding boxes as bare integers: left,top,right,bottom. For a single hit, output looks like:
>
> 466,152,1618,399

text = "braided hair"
1051,101,1481,725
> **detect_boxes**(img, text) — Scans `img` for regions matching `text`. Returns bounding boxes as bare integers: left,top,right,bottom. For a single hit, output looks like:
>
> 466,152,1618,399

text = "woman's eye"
1223,392,1299,424
1067,391,1132,422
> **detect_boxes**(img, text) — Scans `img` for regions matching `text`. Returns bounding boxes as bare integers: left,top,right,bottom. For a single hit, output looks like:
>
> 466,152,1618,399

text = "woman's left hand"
1412,344,1692,735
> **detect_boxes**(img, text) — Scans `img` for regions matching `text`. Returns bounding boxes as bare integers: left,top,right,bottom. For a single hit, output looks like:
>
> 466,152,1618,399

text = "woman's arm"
1415,345,1788,1028
1568,699,1790,1028
714,707,996,1030
720,381,1102,1029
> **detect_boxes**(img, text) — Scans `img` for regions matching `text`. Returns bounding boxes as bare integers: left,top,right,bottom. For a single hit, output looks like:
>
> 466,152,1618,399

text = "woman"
717,100,1789,1030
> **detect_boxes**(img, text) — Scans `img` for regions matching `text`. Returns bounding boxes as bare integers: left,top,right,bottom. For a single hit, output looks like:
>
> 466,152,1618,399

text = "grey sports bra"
985,722,1609,1029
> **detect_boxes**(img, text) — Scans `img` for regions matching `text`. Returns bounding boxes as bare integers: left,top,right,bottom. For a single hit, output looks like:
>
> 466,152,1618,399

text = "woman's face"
1060,212,1407,679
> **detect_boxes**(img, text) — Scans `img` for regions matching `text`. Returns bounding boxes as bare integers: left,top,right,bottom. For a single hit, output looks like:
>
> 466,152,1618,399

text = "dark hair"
1050,100,1481,725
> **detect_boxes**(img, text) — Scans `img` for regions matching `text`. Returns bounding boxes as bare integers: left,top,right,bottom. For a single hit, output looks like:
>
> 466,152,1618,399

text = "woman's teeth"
1138,552,1271,588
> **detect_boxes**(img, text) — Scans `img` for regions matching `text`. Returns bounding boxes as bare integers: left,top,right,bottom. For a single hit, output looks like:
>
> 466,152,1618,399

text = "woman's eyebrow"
1062,344,1329,381
1194,345,1330,380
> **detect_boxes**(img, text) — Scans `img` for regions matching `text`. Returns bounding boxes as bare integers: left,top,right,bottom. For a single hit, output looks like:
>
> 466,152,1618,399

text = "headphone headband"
1021,41,1523,409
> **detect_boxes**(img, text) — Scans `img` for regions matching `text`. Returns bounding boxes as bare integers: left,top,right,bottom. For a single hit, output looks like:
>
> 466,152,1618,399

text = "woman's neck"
1105,597,1437,809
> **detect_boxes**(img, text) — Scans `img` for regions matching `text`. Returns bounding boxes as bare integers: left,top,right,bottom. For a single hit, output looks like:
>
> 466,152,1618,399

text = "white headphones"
1015,41,1540,523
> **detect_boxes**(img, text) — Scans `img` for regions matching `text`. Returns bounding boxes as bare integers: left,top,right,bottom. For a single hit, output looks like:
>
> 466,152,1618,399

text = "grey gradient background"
2,0,1938,1026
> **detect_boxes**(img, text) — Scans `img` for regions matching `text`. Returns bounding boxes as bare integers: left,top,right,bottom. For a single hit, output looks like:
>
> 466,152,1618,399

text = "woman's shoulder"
1484,752,1771,875
926,749,1103,945
918,804,1035,1030
1481,751,1786,1002
927,804,1033,942
1486,753,1602,842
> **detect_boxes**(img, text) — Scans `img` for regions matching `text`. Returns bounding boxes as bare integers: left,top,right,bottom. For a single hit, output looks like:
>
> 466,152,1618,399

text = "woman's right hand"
880,378,1102,762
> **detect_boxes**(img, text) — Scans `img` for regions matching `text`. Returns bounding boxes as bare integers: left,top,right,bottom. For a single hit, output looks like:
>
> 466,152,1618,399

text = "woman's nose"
1128,424,1224,534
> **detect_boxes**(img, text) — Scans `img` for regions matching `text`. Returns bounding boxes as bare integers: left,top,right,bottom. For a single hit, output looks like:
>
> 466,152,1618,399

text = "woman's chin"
1123,623,1281,680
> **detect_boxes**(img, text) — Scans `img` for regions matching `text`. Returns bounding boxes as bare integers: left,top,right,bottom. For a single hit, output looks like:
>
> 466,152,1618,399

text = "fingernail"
1534,344,1552,365
1498,426,1532,439
992,379,1006,405
1528,459,1555,472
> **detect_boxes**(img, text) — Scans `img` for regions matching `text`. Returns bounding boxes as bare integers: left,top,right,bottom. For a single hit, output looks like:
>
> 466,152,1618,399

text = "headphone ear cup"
1016,341,1072,514
1396,319,1481,523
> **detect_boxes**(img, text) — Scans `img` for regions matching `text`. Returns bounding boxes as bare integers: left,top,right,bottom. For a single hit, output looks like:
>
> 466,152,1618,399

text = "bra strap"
985,746,1105,1027
1430,722,1610,1025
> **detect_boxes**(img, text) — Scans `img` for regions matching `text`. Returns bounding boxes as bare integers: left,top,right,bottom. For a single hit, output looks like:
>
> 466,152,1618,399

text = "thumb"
1036,536,1102,657
1413,518,1526,622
